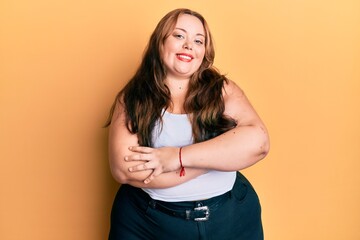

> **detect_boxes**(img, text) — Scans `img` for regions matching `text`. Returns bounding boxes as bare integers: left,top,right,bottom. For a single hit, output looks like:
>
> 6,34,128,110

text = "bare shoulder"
222,79,247,109
222,79,260,125
222,79,246,103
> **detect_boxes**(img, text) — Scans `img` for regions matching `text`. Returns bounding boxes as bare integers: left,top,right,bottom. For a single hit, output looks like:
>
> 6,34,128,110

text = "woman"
105,8,269,240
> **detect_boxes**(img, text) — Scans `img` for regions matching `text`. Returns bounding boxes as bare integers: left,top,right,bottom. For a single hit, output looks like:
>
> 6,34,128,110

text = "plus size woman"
105,8,270,240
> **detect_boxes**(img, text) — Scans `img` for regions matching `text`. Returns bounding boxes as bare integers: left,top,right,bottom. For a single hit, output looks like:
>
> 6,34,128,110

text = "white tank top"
142,110,236,202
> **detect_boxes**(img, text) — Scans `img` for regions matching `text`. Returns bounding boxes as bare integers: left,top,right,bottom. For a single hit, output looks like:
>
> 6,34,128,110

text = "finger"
128,146,153,153
125,153,150,162
128,161,154,172
144,168,162,184
144,175,154,184
143,171,155,184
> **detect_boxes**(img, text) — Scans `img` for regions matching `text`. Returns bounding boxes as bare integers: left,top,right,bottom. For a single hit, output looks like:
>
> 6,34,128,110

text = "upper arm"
223,80,265,128
108,99,153,183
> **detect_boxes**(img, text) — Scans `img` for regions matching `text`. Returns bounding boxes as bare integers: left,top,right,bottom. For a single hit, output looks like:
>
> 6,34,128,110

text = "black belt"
147,191,231,222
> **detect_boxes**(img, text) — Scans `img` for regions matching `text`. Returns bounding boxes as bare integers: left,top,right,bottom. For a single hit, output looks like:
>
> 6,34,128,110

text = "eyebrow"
174,27,205,38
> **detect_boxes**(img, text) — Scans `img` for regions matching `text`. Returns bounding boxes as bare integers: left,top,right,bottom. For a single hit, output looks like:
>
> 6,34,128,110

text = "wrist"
178,147,185,177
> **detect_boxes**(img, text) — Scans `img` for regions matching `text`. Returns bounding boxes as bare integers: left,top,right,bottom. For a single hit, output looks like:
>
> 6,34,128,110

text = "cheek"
161,45,172,63
164,38,179,50
162,44,177,61
200,51,206,60
196,49,206,62
196,45,205,56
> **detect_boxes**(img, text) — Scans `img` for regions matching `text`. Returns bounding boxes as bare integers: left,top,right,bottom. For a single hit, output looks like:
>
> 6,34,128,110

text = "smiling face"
161,14,206,80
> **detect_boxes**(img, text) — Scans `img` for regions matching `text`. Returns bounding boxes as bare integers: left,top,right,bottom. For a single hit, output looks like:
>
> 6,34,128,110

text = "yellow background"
1,0,359,239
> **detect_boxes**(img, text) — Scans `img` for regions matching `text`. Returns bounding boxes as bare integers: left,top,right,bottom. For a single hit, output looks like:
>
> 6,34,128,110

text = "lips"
176,53,194,62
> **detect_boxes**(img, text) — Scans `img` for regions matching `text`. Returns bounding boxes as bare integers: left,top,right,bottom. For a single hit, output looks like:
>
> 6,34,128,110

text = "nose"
183,41,192,50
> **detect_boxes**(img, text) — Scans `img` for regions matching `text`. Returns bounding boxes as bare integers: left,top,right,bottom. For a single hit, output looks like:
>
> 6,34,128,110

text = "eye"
173,34,185,39
195,39,204,45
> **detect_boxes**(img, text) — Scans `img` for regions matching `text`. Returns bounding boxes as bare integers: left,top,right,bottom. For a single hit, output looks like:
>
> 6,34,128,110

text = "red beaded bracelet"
179,147,185,177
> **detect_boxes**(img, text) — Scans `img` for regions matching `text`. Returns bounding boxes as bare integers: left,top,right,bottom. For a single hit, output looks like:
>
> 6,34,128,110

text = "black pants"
109,172,263,240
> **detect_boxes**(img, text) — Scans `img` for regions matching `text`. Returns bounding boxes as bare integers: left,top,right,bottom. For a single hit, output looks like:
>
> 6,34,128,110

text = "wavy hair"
105,8,237,146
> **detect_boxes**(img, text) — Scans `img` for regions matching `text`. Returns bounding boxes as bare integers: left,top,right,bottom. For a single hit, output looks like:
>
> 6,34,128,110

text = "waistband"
139,187,231,221
127,172,251,222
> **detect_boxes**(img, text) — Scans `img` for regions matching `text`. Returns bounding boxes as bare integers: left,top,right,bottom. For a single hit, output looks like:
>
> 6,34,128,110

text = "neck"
165,77,189,93
165,77,189,114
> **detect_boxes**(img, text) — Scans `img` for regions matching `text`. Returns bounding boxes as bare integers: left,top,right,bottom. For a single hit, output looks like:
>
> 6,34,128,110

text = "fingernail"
124,156,128,161
144,179,149,184
128,168,132,172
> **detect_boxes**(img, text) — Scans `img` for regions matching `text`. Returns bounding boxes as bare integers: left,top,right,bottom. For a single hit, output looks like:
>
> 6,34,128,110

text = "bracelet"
179,147,185,177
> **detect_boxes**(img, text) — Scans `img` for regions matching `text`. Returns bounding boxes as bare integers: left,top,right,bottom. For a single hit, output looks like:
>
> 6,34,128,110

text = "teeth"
178,55,191,60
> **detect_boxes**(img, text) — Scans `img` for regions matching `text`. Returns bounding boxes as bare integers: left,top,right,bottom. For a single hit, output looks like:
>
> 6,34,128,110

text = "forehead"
174,14,205,36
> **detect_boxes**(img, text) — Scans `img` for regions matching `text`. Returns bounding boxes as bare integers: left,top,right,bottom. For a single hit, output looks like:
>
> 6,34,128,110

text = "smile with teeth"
176,54,193,62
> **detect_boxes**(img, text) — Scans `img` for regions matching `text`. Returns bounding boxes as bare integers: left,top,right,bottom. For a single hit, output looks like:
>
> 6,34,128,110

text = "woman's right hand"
125,146,181,184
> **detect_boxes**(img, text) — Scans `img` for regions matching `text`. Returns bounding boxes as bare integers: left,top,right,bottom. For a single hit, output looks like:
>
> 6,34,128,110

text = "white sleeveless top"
142,110,236,202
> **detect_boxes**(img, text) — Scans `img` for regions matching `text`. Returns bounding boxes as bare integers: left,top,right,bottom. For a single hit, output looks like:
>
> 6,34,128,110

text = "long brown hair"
105,8,237,146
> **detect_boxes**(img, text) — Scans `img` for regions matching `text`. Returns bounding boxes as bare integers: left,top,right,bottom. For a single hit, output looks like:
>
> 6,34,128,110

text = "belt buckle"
194,205,210,221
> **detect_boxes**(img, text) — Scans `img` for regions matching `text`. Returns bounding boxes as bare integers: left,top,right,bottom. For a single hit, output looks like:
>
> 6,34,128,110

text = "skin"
161,14,206,82
108,14,270,188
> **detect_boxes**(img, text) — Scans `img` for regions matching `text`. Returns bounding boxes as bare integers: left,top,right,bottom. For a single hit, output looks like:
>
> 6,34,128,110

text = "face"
161,14,206,80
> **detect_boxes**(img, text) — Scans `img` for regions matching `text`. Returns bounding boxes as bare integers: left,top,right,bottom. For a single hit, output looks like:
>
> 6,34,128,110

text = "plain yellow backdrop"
1,0,359,239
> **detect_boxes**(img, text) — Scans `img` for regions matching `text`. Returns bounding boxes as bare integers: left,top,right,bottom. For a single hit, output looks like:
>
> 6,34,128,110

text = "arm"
127,80,270,182
181,80,270,170
108,98,207,188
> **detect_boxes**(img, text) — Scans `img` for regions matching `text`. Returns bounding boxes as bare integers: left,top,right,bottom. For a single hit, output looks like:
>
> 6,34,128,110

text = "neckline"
163,109,188,116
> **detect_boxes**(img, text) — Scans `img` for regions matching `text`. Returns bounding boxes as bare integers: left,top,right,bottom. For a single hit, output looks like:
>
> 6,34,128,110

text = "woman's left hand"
125,146,181,184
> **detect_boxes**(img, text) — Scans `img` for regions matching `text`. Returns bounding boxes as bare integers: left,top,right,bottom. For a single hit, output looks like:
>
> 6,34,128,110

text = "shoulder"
222,79,245,102
222,79,256,123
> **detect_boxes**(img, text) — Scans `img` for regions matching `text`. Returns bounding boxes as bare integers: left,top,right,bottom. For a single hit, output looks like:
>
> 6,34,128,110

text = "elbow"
259,144,269,160
110,166,129,184
258,134,270,161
